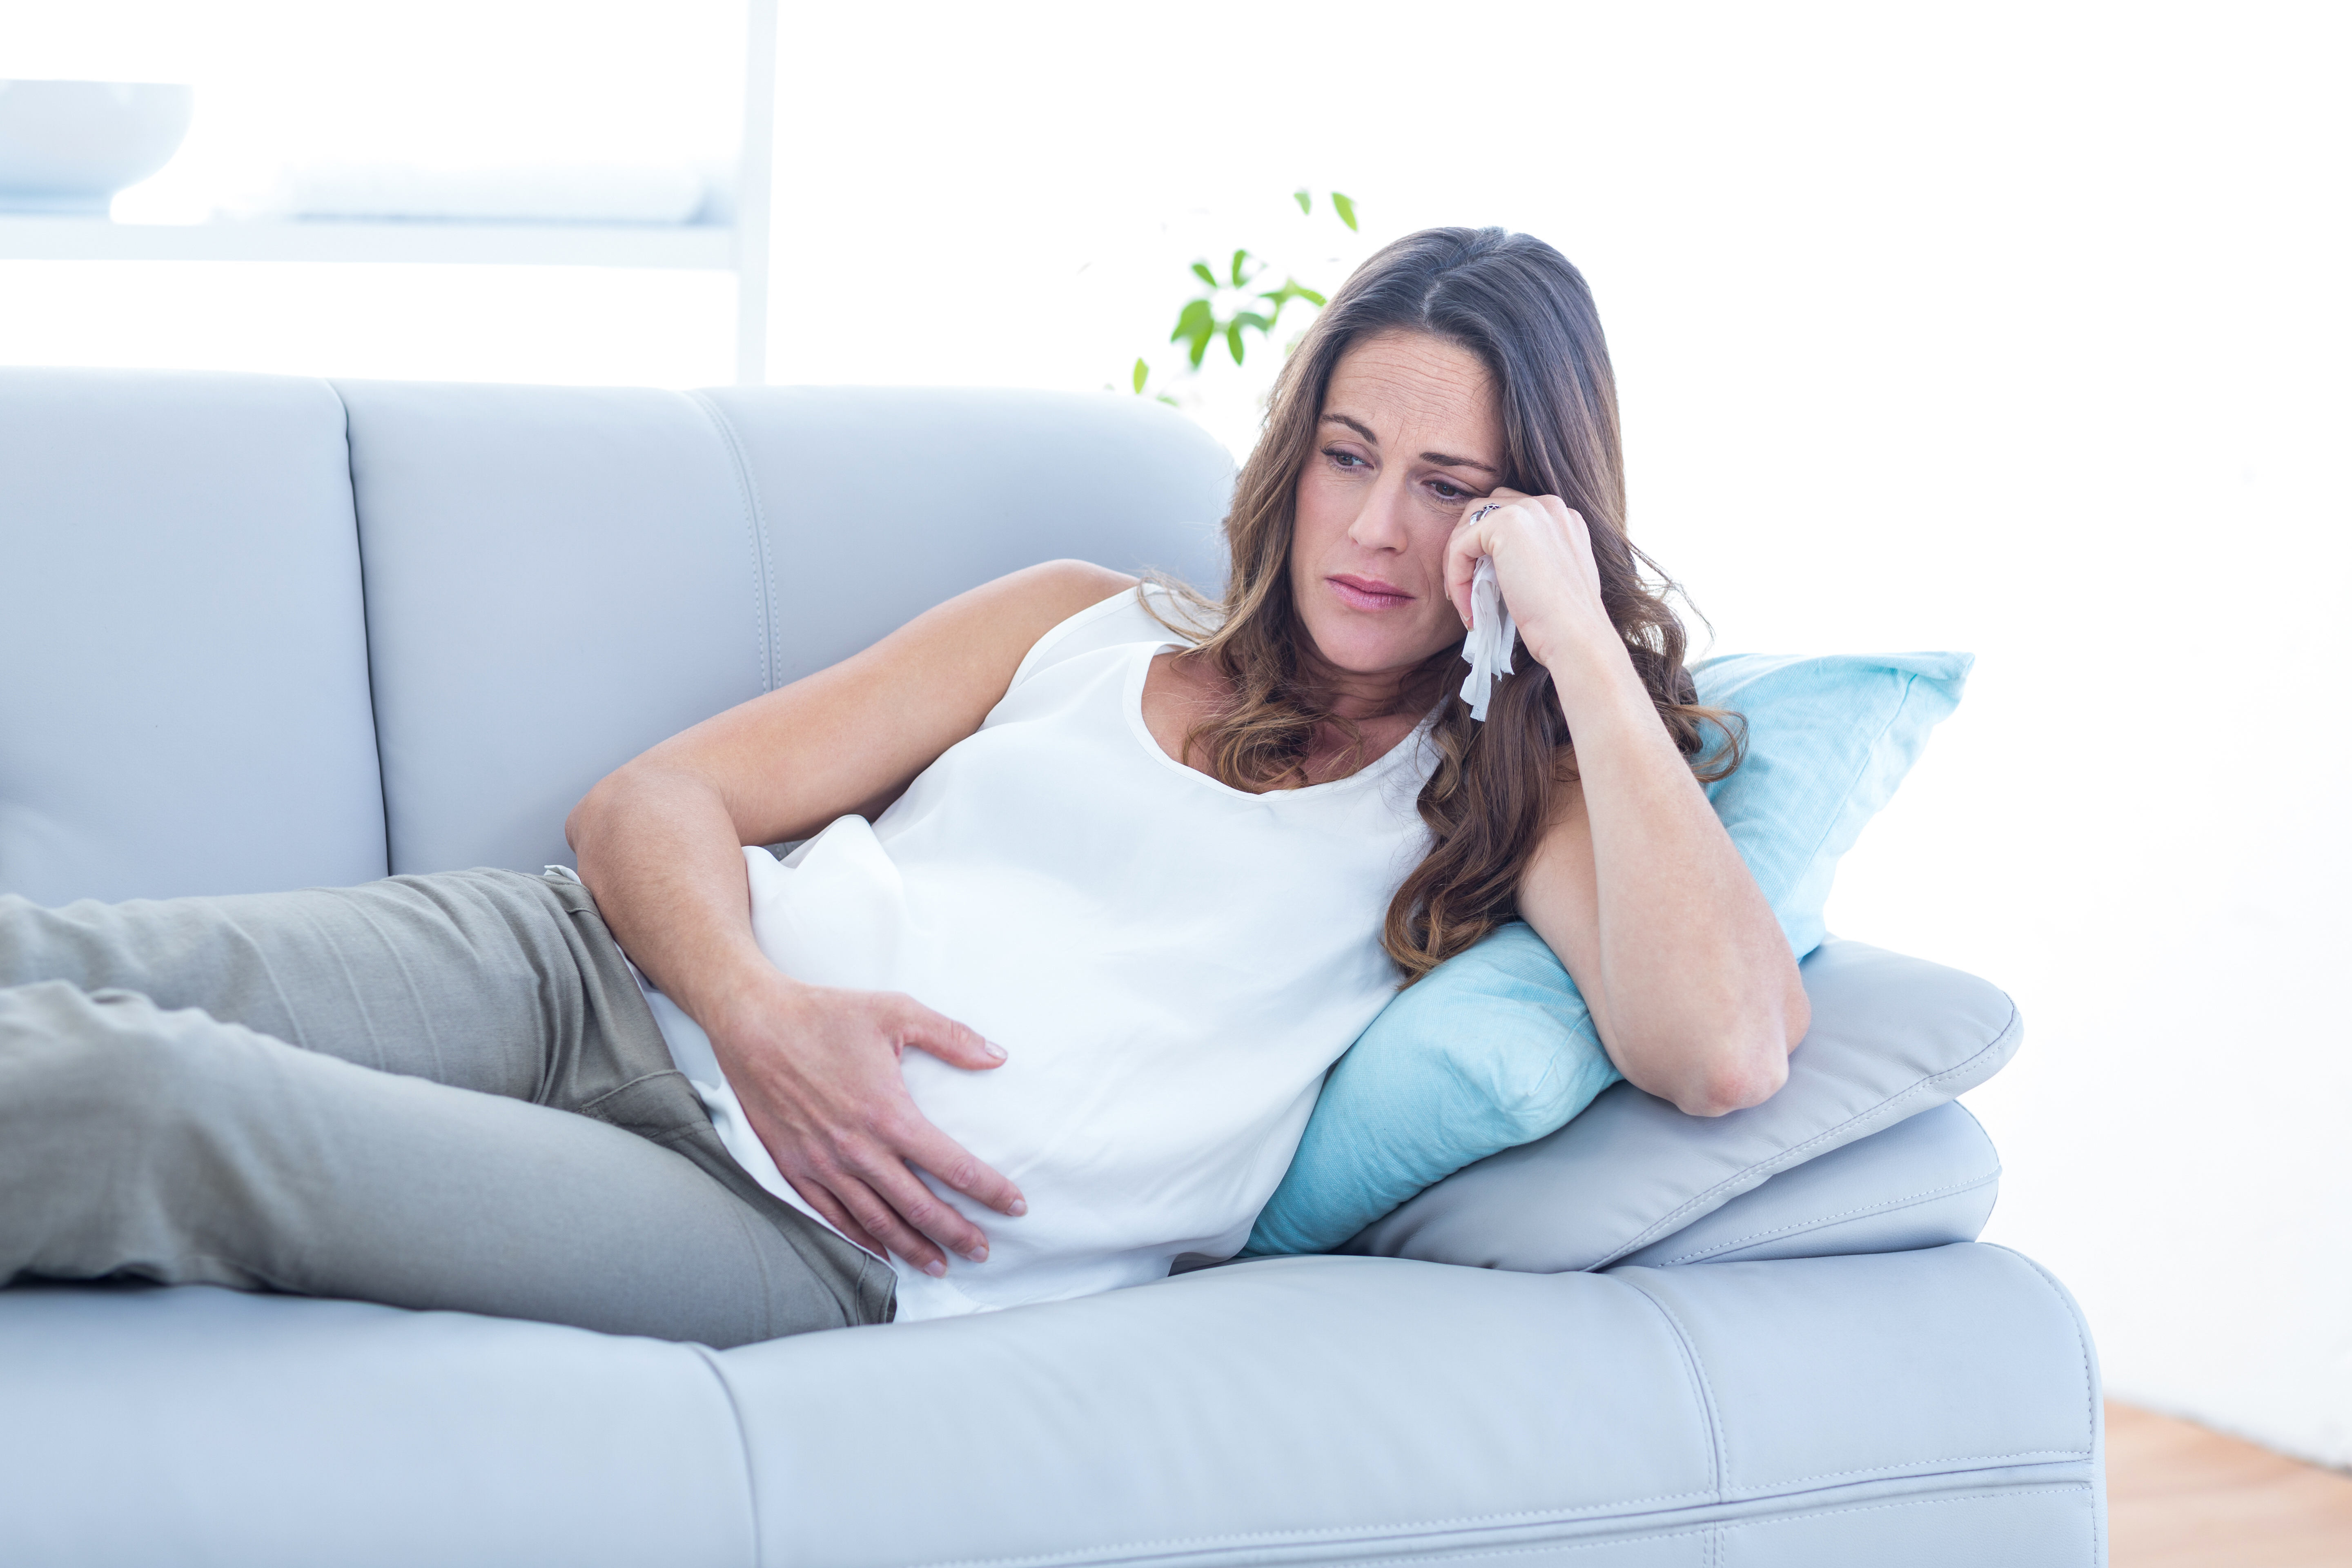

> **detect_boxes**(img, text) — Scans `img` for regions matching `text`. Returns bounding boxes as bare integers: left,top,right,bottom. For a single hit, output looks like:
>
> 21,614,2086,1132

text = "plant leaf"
1297,284,1327,306
1230,248,1250,287
1171,298,1213,342
1191,261,1218,289
1226,321,1247,364
1187,331,1211,369
1132,357,1149,394
1232,312,1273,333
1332,191,1357,231
1293,189,1311,214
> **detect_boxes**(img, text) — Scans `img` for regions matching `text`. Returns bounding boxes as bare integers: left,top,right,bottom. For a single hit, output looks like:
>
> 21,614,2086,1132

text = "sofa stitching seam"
688,390,778,693
1614,1273,1728,1508
896,1466,2094,1568
1984,1244,2105,1561
1651,1169,2002,1265
322,377,395,877
1713,1480,2094,1537
1311,1483,2093,1568
685,1343,765,1564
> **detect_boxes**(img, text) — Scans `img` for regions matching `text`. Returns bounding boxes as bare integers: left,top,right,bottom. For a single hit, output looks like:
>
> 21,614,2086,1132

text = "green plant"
1131,189,1358,400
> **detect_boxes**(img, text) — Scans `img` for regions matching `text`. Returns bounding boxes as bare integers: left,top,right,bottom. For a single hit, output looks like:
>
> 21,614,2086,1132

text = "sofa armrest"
1611,1099,2000,1267
1343,938,2020,1273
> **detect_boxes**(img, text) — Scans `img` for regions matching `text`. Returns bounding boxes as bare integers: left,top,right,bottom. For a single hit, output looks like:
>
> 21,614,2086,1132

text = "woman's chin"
1305,624,1453,683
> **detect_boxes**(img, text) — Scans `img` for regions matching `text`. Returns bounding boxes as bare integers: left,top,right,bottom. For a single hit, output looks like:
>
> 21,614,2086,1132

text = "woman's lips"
1327,574,1415,611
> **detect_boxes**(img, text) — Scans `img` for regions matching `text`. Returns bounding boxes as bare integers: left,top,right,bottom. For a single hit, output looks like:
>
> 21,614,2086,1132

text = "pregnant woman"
0,227,1805,1345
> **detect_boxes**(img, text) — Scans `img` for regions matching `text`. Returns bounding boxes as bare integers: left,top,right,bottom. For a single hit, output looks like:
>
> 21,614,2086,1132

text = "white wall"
8,0,2349,1467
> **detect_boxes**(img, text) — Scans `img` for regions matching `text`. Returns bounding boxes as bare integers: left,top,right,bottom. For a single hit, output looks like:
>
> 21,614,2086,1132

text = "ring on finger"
1468,502,1503,524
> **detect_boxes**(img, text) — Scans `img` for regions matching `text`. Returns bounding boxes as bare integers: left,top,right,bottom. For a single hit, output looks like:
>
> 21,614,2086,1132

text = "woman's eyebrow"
1321,412,1497,473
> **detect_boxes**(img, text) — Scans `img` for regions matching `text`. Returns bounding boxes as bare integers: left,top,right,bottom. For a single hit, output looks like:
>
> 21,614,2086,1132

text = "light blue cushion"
1243,651,1971,1258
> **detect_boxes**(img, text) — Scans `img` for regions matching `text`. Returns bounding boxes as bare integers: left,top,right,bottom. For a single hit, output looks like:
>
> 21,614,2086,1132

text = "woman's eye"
1324,448,1366,469
1430,479,1469,500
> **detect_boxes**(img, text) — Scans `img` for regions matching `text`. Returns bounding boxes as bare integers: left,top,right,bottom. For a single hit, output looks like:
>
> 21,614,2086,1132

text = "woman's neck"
1296,643,1449,725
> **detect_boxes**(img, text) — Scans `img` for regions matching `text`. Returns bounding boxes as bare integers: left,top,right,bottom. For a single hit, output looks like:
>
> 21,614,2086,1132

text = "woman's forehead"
1321,331,1501,463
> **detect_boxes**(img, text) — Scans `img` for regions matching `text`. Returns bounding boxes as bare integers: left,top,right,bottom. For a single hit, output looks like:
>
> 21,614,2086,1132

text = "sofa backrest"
0,371,1234,901
341,381,1234,877
0,370,389,903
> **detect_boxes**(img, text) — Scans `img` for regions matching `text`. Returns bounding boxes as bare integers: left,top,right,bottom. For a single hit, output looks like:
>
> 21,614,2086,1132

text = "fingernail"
924,1258,946,1278
1008,1199,1027,1217
966,1244,988,1263
984,1039,1007,1062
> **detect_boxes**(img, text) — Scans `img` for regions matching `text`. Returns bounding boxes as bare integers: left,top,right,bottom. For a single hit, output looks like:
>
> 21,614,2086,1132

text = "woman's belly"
725,817,1392,1318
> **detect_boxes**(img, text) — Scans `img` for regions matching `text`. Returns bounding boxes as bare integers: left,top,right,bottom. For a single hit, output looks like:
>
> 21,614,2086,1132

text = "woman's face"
1289,329,1504,688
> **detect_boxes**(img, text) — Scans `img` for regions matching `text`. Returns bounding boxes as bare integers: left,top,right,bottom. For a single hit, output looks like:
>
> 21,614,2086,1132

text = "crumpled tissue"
1459,556,1517,722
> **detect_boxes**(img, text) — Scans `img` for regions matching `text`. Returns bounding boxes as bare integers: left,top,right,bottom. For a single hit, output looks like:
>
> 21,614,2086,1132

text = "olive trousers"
0,869,895,1347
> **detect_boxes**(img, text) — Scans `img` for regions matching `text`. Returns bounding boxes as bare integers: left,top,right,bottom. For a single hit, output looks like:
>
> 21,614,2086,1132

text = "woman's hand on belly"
704,968,1027,1277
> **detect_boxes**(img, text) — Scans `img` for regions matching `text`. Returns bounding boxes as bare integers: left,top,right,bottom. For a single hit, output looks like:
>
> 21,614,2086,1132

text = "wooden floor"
2108,1402,2352,1566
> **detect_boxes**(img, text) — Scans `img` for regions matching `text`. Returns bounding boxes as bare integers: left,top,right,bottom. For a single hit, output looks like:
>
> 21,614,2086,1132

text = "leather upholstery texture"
0,369,388,902
1613,1098,2001,1268
0,1283,756,1568
1349,938,2020,1272
0,1243,2102,1568
341,382,1233,877
0,370,2097,1568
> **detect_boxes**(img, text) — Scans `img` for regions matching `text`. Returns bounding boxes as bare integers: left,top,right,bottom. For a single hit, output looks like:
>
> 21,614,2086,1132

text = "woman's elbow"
1670,1047,1787,1118
565,763,644,854
1669,1007,1801,1118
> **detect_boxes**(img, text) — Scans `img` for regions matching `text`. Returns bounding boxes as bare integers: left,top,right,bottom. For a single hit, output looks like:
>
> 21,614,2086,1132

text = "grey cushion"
1613,1099,2001,1268
0,1243,2100,1568
341,382,1234,878
338,380,783,877
0,1283,753,1568
722,1245,2096,1567
697,385,1235,678
1347,938,2021,1272
0,369,387,902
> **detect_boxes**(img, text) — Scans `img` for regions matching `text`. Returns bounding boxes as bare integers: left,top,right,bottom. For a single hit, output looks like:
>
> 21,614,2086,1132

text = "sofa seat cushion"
0,1244,2097,1568
0,1282,756,1568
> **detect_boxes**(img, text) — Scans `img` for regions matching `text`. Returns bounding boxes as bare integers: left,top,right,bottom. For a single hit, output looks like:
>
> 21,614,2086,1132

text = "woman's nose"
1346,476,1412,552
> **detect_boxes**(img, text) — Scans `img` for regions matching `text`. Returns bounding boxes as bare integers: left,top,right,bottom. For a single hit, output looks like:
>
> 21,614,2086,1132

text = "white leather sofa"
0,369,2105,1568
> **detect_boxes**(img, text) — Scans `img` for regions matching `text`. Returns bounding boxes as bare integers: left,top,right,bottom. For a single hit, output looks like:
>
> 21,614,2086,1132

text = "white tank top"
635,587,1439,1320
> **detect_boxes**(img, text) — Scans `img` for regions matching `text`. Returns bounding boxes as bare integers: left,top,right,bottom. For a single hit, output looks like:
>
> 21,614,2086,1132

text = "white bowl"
0,80,194,216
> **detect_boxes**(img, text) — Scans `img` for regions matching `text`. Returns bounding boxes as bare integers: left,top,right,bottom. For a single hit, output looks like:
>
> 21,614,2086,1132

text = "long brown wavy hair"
1154,226,1740,983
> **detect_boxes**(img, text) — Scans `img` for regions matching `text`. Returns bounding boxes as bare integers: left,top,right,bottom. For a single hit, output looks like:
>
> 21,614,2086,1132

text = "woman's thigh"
0,869,601,1100
0,980,861,1347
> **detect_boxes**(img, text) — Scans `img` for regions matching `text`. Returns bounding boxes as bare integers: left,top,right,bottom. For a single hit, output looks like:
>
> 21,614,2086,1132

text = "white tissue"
1458,556,1517,722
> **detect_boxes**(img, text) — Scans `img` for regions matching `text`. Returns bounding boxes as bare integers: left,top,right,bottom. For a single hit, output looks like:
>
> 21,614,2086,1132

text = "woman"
0,228,1804,1345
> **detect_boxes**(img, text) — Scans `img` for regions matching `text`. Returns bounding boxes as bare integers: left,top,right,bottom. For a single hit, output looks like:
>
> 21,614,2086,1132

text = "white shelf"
0,214,737,270
0,0,775,382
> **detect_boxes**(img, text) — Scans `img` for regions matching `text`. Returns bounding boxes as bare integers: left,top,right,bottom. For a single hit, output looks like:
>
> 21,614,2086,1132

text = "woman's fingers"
721,980,1028,1278
895,997,1009,1072
817,1162,956,1277
1442,488,1613,668
897,1115,1027,1218
843,1136,992,1268
1446,487,1531,628
781,1170,887,1261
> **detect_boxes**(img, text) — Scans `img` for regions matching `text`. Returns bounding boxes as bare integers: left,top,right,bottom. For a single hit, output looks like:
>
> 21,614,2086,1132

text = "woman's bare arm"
566,559,1136,1274
1512,726,1806,1117
1447,494,1804,1116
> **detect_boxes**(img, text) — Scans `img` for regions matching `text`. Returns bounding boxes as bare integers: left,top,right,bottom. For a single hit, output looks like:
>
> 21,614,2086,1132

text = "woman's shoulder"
1005,567,1212,690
